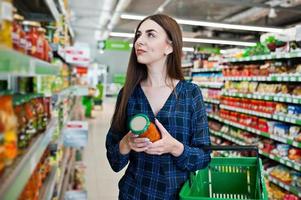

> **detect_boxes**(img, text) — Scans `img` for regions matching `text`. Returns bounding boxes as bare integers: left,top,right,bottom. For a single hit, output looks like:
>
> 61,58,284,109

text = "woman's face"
134,19,173,65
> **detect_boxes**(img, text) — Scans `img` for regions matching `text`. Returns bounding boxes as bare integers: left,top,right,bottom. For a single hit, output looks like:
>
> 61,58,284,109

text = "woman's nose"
136,36,145,46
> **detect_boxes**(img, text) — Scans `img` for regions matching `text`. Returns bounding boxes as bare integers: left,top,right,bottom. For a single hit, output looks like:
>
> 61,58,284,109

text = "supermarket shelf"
207,113,301,148
265,174,301,198
222,91,301,104
191,67,222,73
223,74,301,82
222,50,301,62
209,129,247,146
259,150,301,172
0,118,58,200
204,98,220,104
0,46,61,76
209,128,301,171
220,104,301,126
194,82,224,89
39,166,58,200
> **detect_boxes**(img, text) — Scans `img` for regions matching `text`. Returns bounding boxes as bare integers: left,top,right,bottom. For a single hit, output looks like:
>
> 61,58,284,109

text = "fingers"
128,134,152,152
155,119,167,136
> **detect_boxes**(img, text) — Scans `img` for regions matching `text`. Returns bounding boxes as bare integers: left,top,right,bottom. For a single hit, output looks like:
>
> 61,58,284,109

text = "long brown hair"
111,14,184,132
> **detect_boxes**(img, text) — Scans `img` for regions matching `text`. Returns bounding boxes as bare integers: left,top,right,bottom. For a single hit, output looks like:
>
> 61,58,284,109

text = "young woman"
106,14,211,199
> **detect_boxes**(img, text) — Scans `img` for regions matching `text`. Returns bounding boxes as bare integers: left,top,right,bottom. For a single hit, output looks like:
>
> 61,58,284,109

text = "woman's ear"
165,43,173,56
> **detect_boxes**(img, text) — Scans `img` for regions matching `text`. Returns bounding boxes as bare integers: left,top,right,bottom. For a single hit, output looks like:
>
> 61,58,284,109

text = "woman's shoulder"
180,80,200,93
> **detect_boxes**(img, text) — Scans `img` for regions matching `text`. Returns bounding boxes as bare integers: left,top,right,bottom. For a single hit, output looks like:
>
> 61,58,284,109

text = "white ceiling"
68,0,301,52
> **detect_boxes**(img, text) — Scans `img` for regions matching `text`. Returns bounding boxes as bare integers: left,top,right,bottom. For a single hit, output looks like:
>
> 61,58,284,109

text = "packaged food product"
0,94,18,165
129,114,161,142
23,21,40,57
0,120,5,174
288,148,301,161
0,0,13,48
13,95,29,150
274,123,290,137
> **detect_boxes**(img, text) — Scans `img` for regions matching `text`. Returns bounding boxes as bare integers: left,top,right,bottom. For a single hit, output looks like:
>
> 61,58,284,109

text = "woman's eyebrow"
136,29,158,33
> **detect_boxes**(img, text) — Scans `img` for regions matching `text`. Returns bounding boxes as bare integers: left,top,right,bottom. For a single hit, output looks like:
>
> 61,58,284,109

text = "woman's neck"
144,62,168,87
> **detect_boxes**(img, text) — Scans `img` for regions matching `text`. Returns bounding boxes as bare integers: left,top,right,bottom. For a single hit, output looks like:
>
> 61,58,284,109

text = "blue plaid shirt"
106,80,211,200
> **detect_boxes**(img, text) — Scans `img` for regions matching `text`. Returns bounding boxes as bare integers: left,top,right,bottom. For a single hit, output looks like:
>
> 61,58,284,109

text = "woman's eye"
148,33,155,38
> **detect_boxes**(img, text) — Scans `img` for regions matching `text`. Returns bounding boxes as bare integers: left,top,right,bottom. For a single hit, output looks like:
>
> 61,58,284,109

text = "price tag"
286,97,293,103
276,77,282,81
264,96,270,100
247,94,251,98
286,162,293,167
279,116,285,121
284,185,289,191
283,77,289,81
290,118,296,124
274,96,279,101
30,155,37,174
292,141,299,147
291,77,297,82
270,155,275,159
293,98,298,104
279,97,284,102
279,159,285,164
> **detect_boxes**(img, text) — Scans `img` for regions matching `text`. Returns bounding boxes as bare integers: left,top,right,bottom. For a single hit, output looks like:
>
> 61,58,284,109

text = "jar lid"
13,14,24,21
22,21,41,27
129,114,150,135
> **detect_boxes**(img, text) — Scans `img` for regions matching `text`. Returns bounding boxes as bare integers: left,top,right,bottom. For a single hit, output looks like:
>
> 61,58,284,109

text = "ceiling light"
109,32,135,38
120,13,285,33
109,32,256,47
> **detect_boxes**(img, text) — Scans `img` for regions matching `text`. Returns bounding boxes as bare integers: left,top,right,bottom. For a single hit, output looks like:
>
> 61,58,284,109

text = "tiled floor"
83,98,125,200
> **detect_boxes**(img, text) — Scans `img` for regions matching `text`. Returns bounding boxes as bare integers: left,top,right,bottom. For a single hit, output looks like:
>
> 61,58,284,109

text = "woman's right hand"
119,131,151,155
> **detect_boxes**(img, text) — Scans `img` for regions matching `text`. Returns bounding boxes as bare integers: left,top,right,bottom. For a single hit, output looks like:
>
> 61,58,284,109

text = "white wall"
95,50,131,83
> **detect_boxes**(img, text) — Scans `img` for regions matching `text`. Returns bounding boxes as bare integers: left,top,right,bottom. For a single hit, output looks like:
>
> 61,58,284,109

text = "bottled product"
129,114,161,142
0,95,18,165
0,0,13,48
12,14,25,52
0,120,5,174
23,21,40,57
13,95,29,150
36,27,45,60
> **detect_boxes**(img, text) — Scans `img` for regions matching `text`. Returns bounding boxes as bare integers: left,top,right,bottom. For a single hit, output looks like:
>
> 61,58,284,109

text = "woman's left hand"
145,119,184,157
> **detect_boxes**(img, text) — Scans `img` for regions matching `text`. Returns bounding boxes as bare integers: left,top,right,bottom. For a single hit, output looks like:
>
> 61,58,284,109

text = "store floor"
83,97,125,200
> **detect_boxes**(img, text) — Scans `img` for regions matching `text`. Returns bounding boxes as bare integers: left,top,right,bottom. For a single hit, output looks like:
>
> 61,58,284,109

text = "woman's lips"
136,49,146,55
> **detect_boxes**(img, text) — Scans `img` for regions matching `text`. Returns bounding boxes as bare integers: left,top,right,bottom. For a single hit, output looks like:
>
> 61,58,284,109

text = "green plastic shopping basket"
179,146,268,200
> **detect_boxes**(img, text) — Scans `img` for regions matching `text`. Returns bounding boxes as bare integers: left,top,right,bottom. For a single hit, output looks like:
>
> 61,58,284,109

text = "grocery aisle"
83,97,125,200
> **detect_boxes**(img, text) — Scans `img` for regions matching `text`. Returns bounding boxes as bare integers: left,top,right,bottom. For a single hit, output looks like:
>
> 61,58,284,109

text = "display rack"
202,50,301,197
0,119,58,200
209,128,301,198
0,46,61,76
221,50,301,63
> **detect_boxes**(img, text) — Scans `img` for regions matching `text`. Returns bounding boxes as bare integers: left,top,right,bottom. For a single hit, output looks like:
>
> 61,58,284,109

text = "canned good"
129,114,161,142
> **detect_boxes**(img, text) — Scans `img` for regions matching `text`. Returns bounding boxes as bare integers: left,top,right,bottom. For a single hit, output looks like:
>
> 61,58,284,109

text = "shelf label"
293,98,299,104
30,155,37,174
270,155,275,159
279,97,284,102
290,77,297,82
286,162,293,167
283,77,289,81
63,121,88,148
292,141,300,147
276,77,282,81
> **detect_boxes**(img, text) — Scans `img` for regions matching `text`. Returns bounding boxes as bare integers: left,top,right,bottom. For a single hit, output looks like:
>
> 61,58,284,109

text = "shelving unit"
223,74,301,82
222,91,301,104
0,46,61,76
209,128,301,172
201,48,301,198
265,174,301,198
208,113,301,148
0,119,58,200
220,104,301,126
221,50,301,63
